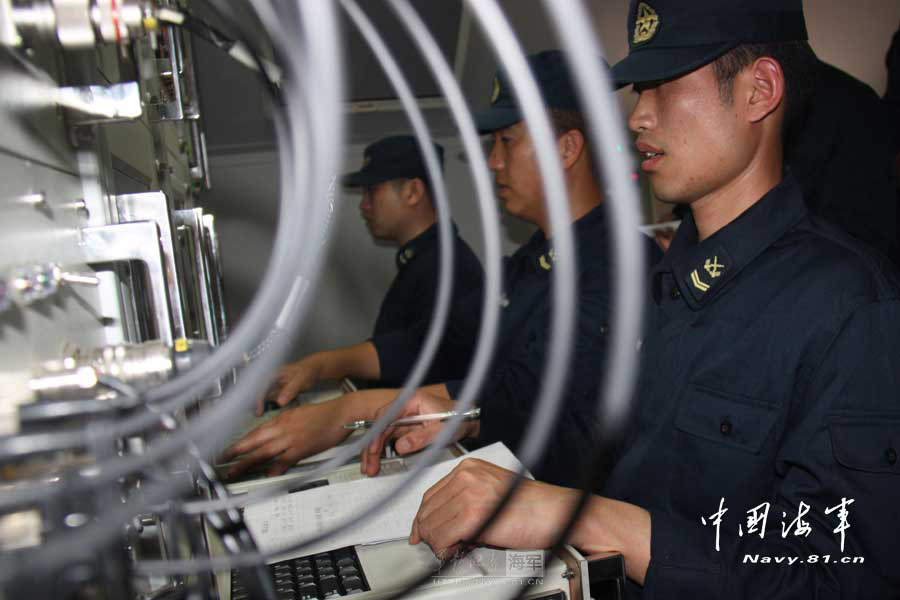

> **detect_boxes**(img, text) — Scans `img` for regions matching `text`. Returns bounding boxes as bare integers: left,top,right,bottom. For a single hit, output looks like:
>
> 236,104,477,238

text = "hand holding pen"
344,407,481,430
359,389,480,477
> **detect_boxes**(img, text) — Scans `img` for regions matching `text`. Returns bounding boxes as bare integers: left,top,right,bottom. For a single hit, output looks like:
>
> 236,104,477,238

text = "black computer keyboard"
230,545,370,599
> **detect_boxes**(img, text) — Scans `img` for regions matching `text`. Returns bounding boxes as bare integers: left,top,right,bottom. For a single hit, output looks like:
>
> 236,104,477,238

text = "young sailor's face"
629,63,748,206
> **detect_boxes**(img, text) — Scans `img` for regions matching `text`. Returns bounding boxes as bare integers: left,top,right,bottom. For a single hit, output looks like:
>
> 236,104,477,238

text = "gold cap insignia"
361,154,371,169
490,76,501,105
633,2,659,45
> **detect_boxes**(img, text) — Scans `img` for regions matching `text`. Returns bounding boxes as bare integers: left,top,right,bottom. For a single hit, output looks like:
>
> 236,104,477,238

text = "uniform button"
719,419,732,435
887,448,897,465
670,286,681,300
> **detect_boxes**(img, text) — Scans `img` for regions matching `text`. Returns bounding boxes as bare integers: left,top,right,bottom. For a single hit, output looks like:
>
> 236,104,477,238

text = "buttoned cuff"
640,508,724,599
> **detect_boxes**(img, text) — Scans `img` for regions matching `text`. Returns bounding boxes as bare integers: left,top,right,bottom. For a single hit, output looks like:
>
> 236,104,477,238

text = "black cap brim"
474,106,522,134
611,42,737,89
341,170,391,187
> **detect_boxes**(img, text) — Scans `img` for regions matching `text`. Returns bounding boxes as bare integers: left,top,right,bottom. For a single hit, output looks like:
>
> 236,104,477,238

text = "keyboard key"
298,584,319,599
317,566,335,578
338,565,359,578
319,577,340,597
293,559,313,571
343,576,364,592
333,547,354,560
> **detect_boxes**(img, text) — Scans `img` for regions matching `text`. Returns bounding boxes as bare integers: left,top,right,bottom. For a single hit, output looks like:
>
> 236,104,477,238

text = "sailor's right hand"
221,398,350,479
360,390,478,477
255,357,322,416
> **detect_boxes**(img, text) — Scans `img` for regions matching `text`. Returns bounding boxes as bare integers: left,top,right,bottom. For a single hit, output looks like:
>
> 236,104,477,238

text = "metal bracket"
173,208,218,346
145,24,200,122
80,221,175,346
113,192,188,341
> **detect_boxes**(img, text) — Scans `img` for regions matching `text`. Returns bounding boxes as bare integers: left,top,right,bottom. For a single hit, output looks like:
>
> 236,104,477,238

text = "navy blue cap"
342,136,444,187
612,0,808,88
475,50,603,134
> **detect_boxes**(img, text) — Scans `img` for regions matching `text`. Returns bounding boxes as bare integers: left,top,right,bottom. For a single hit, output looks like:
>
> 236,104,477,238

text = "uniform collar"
396,222,454,270
652,172,808,309
526,202,608,273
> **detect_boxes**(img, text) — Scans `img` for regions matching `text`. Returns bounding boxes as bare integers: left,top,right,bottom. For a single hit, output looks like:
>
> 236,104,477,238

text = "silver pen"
343,407,481,431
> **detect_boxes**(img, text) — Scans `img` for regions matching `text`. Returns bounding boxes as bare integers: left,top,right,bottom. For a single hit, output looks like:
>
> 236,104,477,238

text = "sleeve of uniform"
369,259,440,386
476,260,611,485
371,255,483,386
640,298,900,599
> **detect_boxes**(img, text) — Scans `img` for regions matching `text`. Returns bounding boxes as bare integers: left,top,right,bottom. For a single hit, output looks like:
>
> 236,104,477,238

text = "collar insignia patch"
690,269,710,293
398,248,415,266
704,256,725,278
538,248,557,271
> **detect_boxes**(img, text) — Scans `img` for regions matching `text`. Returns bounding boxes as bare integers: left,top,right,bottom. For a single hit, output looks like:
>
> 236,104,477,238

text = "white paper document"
242,442,526,560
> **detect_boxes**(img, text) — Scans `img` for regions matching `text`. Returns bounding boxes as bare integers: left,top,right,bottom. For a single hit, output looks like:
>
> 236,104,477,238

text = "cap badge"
490,76,501,105
633,2,659,45
703,256,724,278
361,154,372,169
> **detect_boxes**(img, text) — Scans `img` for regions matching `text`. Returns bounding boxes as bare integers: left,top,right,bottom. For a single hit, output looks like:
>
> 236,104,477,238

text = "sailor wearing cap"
408,3,900,598
221,135,483,477
360,50,660,487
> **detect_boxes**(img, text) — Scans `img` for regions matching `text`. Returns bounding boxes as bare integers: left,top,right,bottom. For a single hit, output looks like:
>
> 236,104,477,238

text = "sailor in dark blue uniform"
224,136,483,477
264,136,483,404
358,144,485,387
360,51,660,487
438,195,616,487
407,3,900,598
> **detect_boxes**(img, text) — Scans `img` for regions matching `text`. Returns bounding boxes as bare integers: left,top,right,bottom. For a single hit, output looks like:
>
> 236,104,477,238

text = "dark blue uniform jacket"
604,174,900,599
445,204,660,486
370,223,483,386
